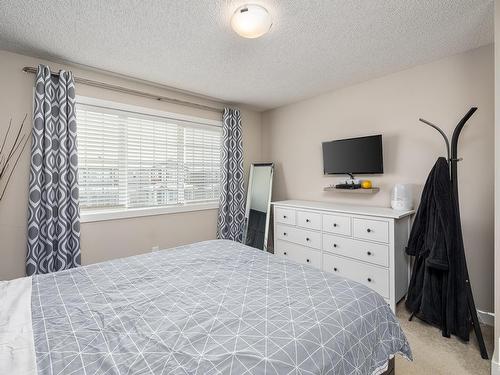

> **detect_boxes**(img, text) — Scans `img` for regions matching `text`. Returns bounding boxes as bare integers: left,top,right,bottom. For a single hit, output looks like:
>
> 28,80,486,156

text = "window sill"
80,202,219,223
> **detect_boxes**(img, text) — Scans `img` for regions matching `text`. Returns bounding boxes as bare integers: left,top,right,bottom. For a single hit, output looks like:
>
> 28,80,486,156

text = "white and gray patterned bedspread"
31,240,411,375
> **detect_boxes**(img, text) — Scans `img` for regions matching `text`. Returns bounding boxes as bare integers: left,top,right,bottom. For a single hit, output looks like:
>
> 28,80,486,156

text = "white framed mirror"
242,163,274,251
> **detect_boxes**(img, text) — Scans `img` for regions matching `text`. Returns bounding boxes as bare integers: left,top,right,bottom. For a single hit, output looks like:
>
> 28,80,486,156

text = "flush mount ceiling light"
231,4,272,39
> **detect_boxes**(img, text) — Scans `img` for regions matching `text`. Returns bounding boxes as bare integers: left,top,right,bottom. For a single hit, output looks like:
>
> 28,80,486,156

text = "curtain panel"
217,108,245,242
26,65,81,276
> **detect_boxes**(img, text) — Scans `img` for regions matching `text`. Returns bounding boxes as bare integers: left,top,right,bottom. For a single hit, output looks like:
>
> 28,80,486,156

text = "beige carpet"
395,302,493,374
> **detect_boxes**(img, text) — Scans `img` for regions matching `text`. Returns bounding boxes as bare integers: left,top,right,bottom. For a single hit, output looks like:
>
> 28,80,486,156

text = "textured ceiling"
0,0,494,110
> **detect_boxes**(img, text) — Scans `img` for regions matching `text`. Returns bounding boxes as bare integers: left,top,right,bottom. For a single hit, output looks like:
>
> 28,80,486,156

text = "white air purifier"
391,184,413,210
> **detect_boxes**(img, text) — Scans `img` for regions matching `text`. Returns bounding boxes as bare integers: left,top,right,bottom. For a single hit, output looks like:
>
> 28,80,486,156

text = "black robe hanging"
405,157,469,341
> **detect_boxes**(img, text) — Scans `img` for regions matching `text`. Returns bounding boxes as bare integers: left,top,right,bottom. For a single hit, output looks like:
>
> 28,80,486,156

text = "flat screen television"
322,135,383,176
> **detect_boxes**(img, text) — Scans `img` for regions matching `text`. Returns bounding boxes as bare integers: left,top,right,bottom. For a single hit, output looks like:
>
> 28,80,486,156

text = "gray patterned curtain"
26,65,81,276
216,108,245,242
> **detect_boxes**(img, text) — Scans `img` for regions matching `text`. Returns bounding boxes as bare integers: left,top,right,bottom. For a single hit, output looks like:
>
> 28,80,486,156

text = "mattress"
1,239,411,374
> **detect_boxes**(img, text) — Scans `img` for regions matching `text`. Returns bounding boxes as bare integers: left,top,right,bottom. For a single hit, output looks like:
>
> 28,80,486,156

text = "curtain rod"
22,66,224,114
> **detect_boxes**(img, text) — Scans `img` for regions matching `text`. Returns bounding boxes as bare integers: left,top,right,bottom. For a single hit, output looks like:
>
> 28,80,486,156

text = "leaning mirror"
243,163,274,251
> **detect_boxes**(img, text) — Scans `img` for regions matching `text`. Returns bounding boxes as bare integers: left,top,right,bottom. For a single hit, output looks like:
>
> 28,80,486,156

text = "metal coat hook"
419,107,477,166
418,117,451,161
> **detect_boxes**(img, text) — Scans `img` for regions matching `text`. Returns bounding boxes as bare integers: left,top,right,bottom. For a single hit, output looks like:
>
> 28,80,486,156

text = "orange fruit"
361,180,372,189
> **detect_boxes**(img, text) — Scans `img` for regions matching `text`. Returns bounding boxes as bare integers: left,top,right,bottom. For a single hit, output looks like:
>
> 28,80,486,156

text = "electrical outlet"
151,245,160,252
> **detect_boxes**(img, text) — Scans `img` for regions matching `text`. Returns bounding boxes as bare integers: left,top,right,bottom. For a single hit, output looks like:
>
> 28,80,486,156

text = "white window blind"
76,102,222,215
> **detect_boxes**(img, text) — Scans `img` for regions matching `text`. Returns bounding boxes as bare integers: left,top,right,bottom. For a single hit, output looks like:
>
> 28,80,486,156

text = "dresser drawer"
353,218,389,243
323,253,389,298
276,224,321,250
323,234,389,267
322,214,351,236
275,207,296,225
275,240,321,268
296,210,321,230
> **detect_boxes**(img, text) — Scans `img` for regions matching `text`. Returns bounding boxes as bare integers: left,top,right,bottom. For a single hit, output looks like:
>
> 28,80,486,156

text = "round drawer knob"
306,219,310,222
284,232,287,236
284,251,287,255
333,267,338,272
283,215,287,219
367,228,372,233
306,259,310,263
306,237,310,241
333,244,337,248
367,251,372,256
333,223,338,227
367,278,372,282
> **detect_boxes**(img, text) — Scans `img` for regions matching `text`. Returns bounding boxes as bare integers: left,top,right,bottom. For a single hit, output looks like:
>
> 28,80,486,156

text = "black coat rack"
418,107,488,359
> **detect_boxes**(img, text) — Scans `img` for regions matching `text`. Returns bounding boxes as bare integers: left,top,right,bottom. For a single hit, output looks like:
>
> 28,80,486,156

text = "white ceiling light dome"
231,4,272,39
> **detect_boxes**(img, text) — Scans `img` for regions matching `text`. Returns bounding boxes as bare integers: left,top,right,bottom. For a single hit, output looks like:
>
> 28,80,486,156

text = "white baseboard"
492,346,500,375
492,358,500,375
477,309,495,326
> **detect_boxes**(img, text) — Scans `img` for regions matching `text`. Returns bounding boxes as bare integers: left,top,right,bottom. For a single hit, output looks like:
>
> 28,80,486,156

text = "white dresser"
272,200,414,312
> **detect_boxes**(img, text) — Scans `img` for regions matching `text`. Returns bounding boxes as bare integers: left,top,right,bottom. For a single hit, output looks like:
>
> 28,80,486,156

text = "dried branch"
0,115,30,202
0,133,31,201
0,118,12,157
6,114,27,162
0,133,26,178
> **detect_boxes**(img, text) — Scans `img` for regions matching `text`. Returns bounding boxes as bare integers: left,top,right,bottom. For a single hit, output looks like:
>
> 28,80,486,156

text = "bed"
1,240,411,374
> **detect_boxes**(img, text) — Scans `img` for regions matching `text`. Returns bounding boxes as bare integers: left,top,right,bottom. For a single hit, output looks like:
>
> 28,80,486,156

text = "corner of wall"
493,0,500,371
260,110,272,163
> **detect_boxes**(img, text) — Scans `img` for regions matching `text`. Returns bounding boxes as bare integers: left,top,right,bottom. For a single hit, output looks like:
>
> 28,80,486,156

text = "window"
76,97,222,221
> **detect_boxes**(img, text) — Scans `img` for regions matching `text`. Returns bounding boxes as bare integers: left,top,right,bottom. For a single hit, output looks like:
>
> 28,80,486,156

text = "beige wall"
0,43,495,321
0,49,263,280
262,45,494,313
